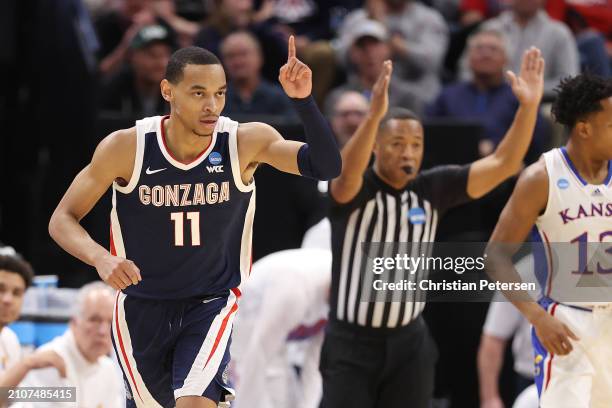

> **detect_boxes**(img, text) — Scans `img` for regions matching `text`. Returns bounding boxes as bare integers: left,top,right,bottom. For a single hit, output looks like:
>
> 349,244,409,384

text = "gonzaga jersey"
534,147,612,305
110,115,255,299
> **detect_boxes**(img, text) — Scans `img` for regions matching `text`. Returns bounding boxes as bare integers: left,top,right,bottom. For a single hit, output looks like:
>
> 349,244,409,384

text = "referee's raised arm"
330,60,392,204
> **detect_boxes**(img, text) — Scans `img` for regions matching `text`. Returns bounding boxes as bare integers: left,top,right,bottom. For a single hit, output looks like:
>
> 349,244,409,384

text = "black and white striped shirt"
329,166,470,329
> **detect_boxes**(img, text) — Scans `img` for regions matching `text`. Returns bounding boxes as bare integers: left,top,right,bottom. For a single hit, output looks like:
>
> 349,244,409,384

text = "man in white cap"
327,19,423,115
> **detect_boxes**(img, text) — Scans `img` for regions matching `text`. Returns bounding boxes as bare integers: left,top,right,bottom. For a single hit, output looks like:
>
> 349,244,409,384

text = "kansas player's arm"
48,129,142,291
486,158,579,356
465,47,544,199
233,35,341,184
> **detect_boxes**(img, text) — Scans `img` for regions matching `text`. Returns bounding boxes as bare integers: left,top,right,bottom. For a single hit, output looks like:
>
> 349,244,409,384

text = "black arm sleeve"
291,95,342,180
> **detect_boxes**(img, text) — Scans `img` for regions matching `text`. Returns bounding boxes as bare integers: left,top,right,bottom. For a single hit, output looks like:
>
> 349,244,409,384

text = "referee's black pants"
319,315,437,408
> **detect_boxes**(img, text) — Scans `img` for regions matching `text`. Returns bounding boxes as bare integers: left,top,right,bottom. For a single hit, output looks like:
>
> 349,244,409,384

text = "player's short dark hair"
379,107,421,132
0,246,34,289
165,46,221,84
551,73,612,130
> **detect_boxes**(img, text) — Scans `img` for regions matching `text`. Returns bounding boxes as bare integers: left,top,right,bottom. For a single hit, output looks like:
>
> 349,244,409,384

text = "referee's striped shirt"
329,166,470,329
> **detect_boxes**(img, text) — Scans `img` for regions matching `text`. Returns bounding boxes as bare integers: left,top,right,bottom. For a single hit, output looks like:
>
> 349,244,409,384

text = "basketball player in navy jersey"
487,74,612,407
48,36,340,408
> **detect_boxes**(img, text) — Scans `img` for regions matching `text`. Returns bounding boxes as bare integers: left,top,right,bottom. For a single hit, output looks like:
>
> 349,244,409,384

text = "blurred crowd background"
0,0,610,406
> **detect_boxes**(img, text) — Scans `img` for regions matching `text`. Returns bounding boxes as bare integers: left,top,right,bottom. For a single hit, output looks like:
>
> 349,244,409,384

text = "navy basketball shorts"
111,288,240,407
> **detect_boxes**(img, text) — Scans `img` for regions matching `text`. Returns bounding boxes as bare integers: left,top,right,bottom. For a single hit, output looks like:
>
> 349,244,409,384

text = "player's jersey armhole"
229,121,255,193
114,128,145,194
537,151,556,222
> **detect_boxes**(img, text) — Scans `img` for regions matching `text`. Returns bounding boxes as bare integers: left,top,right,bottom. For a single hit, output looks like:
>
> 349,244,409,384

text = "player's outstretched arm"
48,130,142,290
330,60,392,204
237,36,341,181
466,47,545,199
485,160,579,356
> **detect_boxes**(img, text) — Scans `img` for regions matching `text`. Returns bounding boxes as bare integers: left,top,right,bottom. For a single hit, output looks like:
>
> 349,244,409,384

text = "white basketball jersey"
534,147,612,306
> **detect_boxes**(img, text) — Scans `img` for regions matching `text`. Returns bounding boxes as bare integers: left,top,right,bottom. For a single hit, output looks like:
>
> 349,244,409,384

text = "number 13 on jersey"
170,212,201,246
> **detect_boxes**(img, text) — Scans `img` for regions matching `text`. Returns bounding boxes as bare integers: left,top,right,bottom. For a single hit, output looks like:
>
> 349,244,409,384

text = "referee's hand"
369,60,392,121
94,253,142,290
532,311,579,356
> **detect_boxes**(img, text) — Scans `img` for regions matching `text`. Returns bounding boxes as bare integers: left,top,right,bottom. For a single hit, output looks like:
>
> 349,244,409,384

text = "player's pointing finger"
288,35,296,60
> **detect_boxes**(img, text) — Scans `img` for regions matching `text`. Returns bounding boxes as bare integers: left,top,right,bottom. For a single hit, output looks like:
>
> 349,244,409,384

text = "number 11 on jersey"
170,212,201,246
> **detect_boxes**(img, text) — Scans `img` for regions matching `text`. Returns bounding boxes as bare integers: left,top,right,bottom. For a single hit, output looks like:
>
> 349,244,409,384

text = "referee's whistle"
402,165,414,175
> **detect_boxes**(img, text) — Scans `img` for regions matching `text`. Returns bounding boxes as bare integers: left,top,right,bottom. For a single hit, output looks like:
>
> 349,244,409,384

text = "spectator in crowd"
220,31,296,119
253,0,344,103
546,0,612,55
468,0,579,97
100,24,173,117
327,19,423,115
9,282,123,408
459,0,559,27
338,0,449,103
149,0,201,46
0,247,35,377
565,9,611,77
258,0,338,43
428,29,548,160
94,0,177,77
193,0,288,83
0,247,66,400
326,90,369,149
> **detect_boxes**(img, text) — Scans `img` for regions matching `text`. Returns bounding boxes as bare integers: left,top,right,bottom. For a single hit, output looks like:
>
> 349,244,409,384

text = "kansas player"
487,74,612,407
48,36,341,408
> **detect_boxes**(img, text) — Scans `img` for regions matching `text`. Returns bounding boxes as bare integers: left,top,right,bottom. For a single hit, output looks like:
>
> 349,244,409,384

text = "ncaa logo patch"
408,208,426,225
557,178,569,189
209,152,223,165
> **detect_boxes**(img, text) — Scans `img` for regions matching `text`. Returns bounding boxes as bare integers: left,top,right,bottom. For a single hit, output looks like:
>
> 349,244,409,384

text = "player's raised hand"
532,311,579,356
278,35,312,99
94,254,142,290
369,60,392,121
507,46,545,106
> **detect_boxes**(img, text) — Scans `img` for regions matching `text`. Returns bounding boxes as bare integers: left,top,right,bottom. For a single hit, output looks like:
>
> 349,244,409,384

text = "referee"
321,50,545,407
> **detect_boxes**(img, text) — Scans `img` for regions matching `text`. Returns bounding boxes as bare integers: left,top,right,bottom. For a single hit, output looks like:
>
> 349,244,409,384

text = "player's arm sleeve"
418,164,471,213
291,96,342,180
